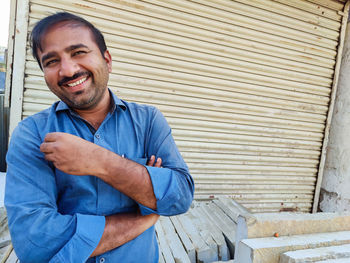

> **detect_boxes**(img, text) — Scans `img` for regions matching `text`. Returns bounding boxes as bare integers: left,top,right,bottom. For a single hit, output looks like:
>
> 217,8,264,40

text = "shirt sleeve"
138,107,195,216
5,120,105,263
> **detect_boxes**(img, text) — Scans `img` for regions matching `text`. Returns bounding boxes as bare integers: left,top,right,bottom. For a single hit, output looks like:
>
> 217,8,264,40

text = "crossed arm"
40,132,163,257
6,110,194,262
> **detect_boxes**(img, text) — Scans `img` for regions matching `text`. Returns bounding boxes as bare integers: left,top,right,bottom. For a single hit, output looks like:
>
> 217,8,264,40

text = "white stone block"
191,206,230,261
314,259,350,263
158,217,191,263
280,244,350,263
177,213,218,263
235,211,350,260
235,231,350,263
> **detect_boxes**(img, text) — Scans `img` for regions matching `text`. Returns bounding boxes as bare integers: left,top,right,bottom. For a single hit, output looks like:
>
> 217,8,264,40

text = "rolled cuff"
49,214,105,263
139,166,181,216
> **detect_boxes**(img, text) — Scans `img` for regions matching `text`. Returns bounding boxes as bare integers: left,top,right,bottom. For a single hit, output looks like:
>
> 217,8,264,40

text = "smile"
67,77,88,87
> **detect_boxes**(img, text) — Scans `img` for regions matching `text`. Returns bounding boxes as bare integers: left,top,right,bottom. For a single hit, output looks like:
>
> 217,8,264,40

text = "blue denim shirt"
5,91,194,263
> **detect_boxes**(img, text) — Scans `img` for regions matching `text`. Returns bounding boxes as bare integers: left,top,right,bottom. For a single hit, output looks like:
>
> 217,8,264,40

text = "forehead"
39,22,96,53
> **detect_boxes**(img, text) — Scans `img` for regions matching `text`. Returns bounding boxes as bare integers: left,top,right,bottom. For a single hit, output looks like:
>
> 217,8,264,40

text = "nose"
59,57,78,77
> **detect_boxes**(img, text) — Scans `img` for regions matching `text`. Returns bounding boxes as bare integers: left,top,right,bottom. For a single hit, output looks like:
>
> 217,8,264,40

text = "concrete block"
176,213,218,263
0,244,14,263
235,211,350,260
190,206,230,261
314,259,350,262
170,216,196,263
158,217,191,263
280,244,350,263
213,196,251,223
200,202,236,257
0,244,11,262
155,221,175,263
158,246,165,263
6,248,18,263
235,231,350,263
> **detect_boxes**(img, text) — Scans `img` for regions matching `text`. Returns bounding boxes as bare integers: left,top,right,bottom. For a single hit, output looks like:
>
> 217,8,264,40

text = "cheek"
44,71,58,89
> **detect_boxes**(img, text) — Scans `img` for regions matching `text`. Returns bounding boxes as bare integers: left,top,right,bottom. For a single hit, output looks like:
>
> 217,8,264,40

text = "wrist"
93,146,115,179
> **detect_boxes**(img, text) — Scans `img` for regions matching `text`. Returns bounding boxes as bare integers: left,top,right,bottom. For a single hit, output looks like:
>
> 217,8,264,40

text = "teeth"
67,77,87,87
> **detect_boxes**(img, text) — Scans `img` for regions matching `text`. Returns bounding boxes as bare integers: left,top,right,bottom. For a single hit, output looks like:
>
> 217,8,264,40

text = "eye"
44,59,58,67
72,50,86,56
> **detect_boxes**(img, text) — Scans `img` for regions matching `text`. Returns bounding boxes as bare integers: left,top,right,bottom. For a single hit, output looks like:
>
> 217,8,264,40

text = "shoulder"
121,100,162,121
11,102,60,141
120,99,169,132
122,100,158,114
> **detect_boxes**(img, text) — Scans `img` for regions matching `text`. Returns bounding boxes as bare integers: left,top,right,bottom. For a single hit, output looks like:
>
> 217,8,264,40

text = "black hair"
31,12,107,69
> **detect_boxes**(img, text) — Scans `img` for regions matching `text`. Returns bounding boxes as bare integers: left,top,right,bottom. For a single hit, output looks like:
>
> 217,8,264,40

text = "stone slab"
214,196,252,224
191,205,230,261
5,248,18,263
170,216,196,263
235,231,350,263
155,221,175,263
314,259,350,263
235,211,350,260
280,244,350,263
158,217,191,263
200,202,236,258
0,244,13,263
177,213,218,263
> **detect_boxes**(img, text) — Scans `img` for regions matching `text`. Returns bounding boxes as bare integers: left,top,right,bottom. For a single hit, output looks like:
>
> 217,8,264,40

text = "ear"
104,50,112,73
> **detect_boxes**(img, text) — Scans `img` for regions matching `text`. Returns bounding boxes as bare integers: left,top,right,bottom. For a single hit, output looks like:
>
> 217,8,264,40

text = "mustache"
58,72,91,86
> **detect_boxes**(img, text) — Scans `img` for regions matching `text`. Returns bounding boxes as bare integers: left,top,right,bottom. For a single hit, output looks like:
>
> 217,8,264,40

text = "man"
5,12,194,263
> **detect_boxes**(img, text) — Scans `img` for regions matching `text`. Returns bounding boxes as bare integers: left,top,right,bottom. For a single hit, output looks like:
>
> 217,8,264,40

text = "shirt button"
95,134,100,139
99,258,105,263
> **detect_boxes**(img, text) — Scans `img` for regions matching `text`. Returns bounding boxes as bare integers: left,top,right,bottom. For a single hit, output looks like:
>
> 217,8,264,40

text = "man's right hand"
90,155,161,258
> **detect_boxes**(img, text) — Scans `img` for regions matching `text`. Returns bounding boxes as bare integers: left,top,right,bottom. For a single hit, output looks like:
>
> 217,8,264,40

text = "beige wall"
320,21,350,212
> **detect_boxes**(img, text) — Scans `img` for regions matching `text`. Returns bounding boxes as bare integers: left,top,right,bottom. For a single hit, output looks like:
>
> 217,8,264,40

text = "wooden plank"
170,216,196,263
177,213,218,262
155,221,175,263
159,217,191,263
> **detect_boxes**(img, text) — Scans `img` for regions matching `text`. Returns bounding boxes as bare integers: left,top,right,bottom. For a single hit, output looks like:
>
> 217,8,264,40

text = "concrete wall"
320,22,350,212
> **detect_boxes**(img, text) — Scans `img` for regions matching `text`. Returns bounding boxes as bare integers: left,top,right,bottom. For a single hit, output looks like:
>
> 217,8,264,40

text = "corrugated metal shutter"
21,0,347,212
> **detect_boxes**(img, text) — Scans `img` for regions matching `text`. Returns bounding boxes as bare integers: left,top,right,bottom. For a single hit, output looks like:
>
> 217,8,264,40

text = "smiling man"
5,12,194,263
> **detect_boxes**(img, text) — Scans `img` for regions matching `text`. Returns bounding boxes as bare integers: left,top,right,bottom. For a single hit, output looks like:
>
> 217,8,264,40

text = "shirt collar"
55,89,127,112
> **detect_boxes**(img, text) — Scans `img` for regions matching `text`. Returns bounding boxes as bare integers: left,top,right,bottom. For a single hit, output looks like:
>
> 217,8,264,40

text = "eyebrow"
41,44,89,65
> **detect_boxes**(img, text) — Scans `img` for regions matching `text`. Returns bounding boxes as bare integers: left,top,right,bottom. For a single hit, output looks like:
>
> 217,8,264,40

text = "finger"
147,155,155,166
44,132,60,142
42,152,55,162
154,157,162,168
40,142,53,153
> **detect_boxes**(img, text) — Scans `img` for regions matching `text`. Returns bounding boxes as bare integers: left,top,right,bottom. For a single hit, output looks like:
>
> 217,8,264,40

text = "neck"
75,89,111,130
